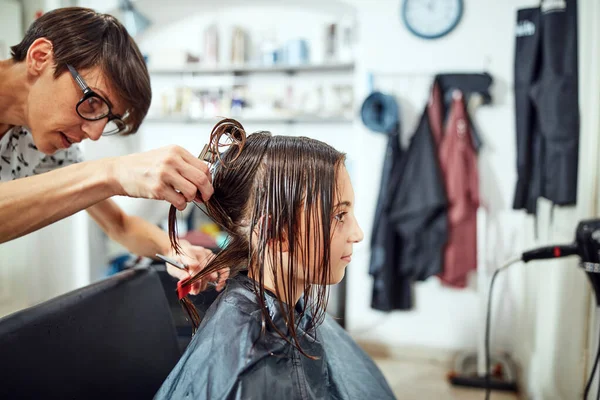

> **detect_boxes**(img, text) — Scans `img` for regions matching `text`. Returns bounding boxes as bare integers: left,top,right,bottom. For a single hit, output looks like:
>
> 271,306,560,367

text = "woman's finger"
161,187,188,211
180,149,211,178
216,267,230,291
178,162,213,200
170,175,200,203
176,154,214,201
166,264,189,281
219,267,230,282
189,281,202,296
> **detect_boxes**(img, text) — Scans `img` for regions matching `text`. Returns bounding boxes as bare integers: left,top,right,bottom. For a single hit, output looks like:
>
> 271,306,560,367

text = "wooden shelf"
145,115,354,124
149,63,355,76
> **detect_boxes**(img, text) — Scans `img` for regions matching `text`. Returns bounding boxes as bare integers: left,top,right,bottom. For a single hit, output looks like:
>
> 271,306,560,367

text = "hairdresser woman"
0,7,227,293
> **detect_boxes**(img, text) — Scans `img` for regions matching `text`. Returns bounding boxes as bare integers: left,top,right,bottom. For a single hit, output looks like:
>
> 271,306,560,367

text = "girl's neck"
248,266,303,306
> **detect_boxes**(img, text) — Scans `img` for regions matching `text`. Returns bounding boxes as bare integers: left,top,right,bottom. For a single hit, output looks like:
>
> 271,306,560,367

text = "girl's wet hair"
168,118,346,358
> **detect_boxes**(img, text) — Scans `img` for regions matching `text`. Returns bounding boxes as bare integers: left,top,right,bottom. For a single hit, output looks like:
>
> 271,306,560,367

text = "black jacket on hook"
369,112,448,311
389,111,448,283
369,127,414,310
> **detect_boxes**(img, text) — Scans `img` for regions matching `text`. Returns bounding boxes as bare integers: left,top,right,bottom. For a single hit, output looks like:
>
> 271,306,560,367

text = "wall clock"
402,0,464,40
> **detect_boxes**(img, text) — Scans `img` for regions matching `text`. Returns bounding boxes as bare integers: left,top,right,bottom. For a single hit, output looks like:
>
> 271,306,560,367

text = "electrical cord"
584,319,600,400
484,257,600,400
485,257,521,400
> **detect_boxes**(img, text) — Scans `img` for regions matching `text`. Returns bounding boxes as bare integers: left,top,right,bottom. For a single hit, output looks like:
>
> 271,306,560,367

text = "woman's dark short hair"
10,7,151,134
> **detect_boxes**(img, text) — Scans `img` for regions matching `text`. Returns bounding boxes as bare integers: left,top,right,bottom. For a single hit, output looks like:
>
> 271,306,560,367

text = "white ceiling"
87,0,356,33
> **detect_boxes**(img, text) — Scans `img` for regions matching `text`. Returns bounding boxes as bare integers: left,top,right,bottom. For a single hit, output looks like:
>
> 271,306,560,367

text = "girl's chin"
327,268,347,285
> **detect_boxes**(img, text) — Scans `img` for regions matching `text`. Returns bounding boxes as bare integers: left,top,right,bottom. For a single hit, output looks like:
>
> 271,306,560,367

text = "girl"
156,119,395,400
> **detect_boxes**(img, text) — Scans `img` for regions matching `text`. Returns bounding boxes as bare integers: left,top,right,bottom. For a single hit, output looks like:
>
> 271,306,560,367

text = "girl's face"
327,165,364,283
260,165,363,299
290,165,364,285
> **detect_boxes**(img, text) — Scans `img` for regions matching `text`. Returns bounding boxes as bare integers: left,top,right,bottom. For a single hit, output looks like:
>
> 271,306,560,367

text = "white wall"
0,0,22,58
0,0,93,318
345,1,596,400
21,0,67,29
0,0,29,313
0,0,25,316
346,1,596,399
346,0,534,349
81,1,358,266
577,1,600,398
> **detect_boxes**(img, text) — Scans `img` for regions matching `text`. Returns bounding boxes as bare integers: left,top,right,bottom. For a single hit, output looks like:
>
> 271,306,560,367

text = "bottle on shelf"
203,24,219,66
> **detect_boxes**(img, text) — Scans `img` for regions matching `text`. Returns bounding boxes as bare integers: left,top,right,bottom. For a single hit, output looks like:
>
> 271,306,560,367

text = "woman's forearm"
86,199,171,258
0,159,118,243
110,214,171,258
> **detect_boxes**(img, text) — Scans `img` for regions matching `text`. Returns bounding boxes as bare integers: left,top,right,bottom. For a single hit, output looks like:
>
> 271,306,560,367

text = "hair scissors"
155,253,217,289
198,144,214,162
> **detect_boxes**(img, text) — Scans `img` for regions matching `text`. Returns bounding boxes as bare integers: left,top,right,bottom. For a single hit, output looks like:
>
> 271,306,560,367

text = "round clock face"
402,0,463,39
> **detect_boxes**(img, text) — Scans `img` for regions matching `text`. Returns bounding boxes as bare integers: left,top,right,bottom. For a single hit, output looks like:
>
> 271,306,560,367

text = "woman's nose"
81,119,106,141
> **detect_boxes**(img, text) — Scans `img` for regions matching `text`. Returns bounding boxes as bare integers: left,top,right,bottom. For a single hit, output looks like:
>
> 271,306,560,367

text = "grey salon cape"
155,273,396,400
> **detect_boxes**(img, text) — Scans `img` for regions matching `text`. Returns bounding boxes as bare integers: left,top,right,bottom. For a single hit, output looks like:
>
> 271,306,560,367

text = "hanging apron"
513,0,579,214
429,83,480,288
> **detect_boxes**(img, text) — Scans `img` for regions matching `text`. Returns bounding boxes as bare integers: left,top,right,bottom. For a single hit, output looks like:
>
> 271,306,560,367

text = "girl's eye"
334,212,347,223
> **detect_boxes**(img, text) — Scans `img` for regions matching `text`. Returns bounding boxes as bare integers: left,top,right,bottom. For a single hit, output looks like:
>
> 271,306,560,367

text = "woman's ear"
26,38,54,77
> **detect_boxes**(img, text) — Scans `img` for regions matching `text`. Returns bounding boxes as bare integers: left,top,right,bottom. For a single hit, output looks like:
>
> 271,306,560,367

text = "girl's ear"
255,215,289,253
277,232,289,253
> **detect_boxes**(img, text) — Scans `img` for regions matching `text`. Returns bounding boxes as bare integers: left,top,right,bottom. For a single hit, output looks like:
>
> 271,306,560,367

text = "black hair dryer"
522,219,600,306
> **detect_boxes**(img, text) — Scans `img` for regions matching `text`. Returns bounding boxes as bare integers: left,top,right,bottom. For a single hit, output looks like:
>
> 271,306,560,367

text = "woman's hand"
109,145,214,210
164,240,229,294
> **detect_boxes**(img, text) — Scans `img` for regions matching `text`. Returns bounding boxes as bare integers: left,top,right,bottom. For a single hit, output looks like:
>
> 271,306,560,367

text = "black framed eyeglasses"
67,64,130,136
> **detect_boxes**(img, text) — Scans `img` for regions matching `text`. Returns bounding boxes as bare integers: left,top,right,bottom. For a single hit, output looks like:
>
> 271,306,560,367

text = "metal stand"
448,351,518,392
447,209,518,393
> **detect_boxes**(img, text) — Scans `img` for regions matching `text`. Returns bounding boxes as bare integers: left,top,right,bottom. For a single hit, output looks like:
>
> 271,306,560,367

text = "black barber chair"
153,261,221,349
0,267,181,399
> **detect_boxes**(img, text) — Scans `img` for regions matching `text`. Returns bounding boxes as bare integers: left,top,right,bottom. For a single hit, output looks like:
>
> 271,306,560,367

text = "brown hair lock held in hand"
168,118,346,358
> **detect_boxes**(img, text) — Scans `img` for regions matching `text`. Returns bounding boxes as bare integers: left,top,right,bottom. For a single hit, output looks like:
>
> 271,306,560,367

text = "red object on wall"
429,83,480,288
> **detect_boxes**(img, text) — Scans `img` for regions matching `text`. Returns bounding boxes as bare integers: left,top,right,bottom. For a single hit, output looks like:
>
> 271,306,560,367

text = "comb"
177,277,193,299
198,143,215,162
155,253,217,299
